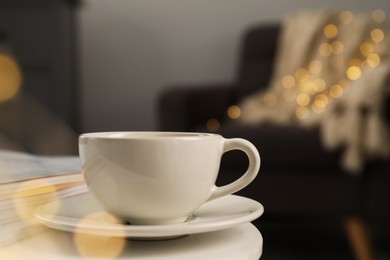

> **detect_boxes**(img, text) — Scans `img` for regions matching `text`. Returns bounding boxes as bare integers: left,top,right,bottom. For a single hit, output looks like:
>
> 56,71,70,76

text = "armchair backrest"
237,23,280,98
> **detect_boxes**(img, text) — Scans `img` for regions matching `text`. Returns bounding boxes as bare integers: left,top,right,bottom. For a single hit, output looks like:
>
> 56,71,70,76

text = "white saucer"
35,193,264,239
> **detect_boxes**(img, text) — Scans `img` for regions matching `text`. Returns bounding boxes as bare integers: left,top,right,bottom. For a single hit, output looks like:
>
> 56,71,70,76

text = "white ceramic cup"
79,132,260,225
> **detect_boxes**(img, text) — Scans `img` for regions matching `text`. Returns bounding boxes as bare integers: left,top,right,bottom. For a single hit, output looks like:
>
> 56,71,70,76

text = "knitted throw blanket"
239,10,390,173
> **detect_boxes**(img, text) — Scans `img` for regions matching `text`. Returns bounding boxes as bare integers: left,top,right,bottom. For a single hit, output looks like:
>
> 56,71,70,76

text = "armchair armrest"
157,83,239,131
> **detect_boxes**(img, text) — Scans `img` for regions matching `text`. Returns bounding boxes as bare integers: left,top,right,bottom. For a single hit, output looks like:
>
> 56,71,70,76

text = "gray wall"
78,0,390,132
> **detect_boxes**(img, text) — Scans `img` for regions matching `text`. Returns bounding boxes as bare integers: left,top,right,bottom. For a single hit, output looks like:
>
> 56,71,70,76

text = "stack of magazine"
0,150,88,247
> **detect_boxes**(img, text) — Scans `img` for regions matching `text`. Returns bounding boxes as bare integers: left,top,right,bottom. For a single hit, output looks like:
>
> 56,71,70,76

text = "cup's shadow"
117,215,197,241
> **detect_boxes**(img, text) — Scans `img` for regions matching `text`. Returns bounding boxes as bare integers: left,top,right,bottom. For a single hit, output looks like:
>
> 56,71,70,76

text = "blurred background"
1,0,389,133
78,0,390,132
1,0,390,259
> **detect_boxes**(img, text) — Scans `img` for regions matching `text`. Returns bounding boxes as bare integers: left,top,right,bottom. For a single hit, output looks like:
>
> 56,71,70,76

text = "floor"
253,217,390,260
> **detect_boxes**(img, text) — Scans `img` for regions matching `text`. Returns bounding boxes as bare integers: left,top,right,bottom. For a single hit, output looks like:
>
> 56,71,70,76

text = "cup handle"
207,138,261,201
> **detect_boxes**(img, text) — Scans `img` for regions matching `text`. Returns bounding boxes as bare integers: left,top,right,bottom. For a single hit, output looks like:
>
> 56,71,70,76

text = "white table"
2,223,262,259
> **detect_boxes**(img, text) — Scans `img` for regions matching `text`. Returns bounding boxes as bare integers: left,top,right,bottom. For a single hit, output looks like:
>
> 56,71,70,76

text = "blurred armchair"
158,14,390,260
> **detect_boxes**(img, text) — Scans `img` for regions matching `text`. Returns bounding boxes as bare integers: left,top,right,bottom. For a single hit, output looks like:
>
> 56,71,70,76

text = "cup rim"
79,131,221,140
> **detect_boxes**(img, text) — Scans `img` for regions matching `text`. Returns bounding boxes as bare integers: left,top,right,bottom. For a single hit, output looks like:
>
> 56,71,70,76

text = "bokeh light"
0,54,22,103
360,42,374,56
331,40,344,54
371,28,384,43
339,10,354,24
330,84,343,98
206,118,220,132
296,93,310,107
308,60,322,75
295,68,309,81
227,105,241,119
366,53,381,68
346,66,362,80
313,78,326,92
73,213,126,259
270,9,386,122
296,106,309,119
319,43,332,57
314,94,329,108
372,9,386,24
13,180,61,224
281,74,295,88
323,24,338,38
298,80,313,93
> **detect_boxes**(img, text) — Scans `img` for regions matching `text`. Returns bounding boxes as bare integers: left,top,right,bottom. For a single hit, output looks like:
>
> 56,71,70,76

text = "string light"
283,10,385,119
209,10,386,125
